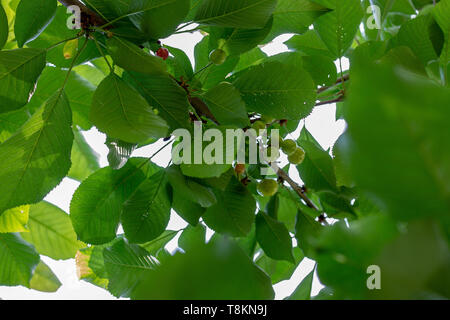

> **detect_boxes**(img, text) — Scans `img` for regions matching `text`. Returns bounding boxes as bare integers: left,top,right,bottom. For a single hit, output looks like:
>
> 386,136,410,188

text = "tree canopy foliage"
0,0,449,300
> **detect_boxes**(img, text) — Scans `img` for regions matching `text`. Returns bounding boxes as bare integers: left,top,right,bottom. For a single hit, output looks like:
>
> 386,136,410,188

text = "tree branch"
315,95,344,107
57,0,108,26
271,163,319,210
317,74,349,94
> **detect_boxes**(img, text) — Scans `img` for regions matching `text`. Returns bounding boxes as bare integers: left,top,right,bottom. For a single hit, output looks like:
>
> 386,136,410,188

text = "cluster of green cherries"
210,46,306,198
235,116,306,197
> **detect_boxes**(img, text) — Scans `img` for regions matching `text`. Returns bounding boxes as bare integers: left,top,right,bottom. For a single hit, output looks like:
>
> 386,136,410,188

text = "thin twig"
175,21,195,32
61,37,89,90
317,74,349,94
92,36,113,72
192,62,213,79
273,163,319,210
174,27,202,35
46,34,83,51
315,96,344,106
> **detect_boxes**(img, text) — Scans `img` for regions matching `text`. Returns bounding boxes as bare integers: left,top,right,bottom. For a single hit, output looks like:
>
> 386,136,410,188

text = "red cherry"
156,47,169,60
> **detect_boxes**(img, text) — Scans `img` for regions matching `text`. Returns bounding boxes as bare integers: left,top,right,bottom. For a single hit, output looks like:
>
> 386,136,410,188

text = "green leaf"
255,212,294,263
264,51,304,66
194,0,277,29
28,6,100,68
372,220,450,299
313,215,398,298
14,0,57,47
339,62,450,221
76,244,110,289
0,232,40,287
107,37,166,75
0,90,73,215
203,177,256,237
180,162,232,179
178,224,206,252
73,61,108,86
433,0,450,81
233,61,316,120
256,247,304,284
276,188,300,232
379,46,427,76
127,0,190,40
29,261,61,293
166,165,216,208
318,191,355,218
105,137,137,170
287,268,314,300
140,230,178,255
123,71,191,131
285,29,334,58
172,193,206,225
68,129,100,182
164,45,194,80
209,17,273,56
0,109,30,143
27,66,96,130
0,3,8,50
297,129,338,192
103,238,158,298
185,0,203,21
202,82,250,127
398,14,443,65
0,48,46,113
121,170,172,244
234,47,267,72
266,0,329,41
90,73,169,144
130,238,274,299
295,210,322,259
0,205,29,233
21,201,83,260
302,55,337,87
193,35,241,90
70,158,160,245
312,0,364,58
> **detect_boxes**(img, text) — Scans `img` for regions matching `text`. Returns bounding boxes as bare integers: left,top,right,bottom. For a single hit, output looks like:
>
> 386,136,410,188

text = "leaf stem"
92,36,113,73
46,34,83,51
60,37,89,90
173,26,202,34
175,22,195,32
338,57,346,93
192,62,213,79
148,138,175,162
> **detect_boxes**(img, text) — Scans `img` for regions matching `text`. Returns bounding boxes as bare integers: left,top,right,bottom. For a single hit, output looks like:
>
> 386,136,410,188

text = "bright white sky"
0,31,348,300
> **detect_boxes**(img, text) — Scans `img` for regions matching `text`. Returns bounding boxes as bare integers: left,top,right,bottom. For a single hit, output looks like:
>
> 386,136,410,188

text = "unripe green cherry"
209,49,227,65
288,147,306,165
257,179,279,197
261,115,275,124
251,120,266,135
281,139,297,155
